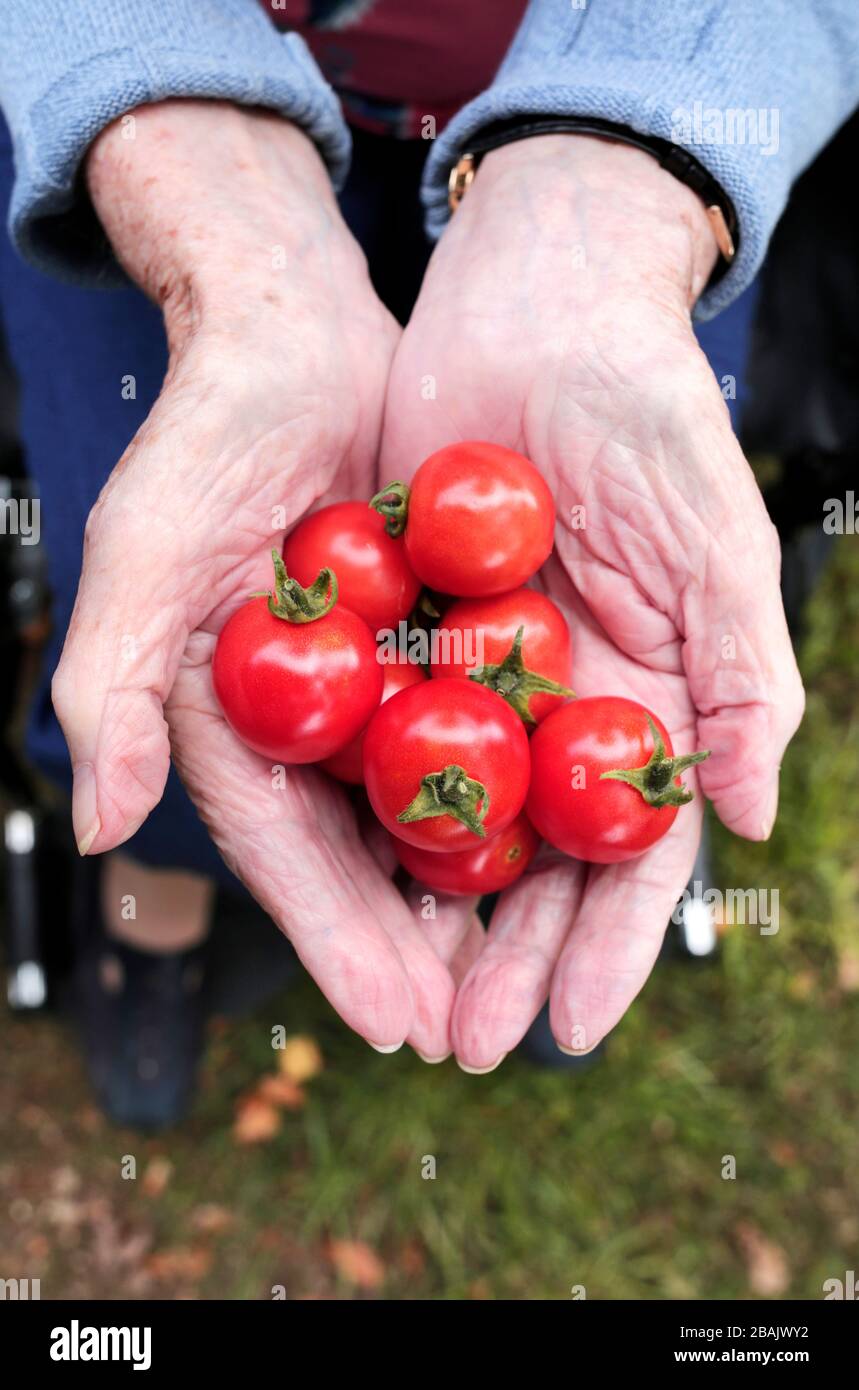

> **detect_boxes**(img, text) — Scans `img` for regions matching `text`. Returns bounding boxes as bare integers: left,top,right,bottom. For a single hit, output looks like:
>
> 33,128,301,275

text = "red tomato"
372,442,554,597
213,553,383,764
283,501,420,635
526,696,710,864
393,812,540,896
363,678,530,851
430,587,573,725
320,653,427,785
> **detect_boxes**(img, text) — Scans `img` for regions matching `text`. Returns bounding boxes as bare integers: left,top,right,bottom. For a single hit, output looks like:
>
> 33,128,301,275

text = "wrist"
86,100,362,342
473,134,720,310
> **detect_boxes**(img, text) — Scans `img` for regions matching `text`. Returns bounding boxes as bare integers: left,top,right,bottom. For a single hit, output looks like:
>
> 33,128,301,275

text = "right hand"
379,134,805,1067
51,101,456,1058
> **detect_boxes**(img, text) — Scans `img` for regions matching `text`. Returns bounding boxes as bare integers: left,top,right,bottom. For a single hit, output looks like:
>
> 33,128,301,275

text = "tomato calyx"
257,550,338,624
369,481,410,538
417,591,441,620
600,716,710,808
397,763,490,838
469,626,575,725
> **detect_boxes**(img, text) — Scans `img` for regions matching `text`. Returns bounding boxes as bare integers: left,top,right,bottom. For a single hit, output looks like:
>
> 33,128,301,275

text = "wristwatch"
448,114,738,286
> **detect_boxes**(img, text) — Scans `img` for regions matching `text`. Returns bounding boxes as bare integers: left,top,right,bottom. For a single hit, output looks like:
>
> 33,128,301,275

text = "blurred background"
1,116,858,1303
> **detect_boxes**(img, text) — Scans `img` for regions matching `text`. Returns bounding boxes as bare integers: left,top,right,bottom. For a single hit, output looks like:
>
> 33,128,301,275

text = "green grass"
2,538,858,1300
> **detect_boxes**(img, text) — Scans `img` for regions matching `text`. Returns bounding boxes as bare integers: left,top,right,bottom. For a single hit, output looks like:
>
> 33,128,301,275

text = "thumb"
52,467,195,857
682,505,805,841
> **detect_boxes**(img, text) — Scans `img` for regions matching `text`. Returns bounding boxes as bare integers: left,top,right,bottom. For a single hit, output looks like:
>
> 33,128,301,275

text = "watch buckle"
448,154,475,212
707,205,736,263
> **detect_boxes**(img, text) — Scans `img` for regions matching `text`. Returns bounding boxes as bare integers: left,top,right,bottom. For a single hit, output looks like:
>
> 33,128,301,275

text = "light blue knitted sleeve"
0,0,350,283
422,0,859,319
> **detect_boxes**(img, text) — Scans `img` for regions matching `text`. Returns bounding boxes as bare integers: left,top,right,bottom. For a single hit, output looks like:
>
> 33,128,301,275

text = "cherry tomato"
363,678,530,851
320,652,427,785
393,812,540,896
372,442,555,597
283,501,420,635
526,696,709,864
430,587,574,725
213,552,383,764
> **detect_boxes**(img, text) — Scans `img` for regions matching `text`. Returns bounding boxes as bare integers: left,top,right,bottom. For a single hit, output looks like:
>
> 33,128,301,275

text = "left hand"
52,102,457,1060
379,135,804,1069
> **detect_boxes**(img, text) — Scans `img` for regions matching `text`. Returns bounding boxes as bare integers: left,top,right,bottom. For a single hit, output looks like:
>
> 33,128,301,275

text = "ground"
1,537,857,1301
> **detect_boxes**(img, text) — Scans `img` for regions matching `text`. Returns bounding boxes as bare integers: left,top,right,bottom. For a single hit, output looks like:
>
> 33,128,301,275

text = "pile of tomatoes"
213,442,709,896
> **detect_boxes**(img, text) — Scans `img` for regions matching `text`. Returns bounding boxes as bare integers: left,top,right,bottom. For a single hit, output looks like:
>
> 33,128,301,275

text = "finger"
549,802,702,1054
376,894,459,1060
52,496,186,857
359,805,400,877
681,511,804,839
449,915,486,989
396,882,478,1062
169,636,458,1053
403,879,479,969
451,854,586,1071
51,372,241,858
362,812,470,1057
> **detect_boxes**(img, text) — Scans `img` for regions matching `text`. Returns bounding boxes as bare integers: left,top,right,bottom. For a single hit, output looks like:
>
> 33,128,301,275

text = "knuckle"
51,664,76,725
81,492,113,556
783,669,806,737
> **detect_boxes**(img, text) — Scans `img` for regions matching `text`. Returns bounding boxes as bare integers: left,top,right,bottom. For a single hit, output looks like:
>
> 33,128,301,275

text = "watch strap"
447,114,738,286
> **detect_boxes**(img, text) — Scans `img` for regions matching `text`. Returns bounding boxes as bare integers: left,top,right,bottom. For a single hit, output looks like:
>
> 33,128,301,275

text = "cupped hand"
51,102,455,1057
380,135,805,1068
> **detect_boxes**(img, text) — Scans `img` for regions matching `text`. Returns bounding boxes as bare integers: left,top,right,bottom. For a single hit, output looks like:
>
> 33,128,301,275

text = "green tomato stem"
600,715,710,808
262,549,338,624
469,625,575,725
369,481,411,538
397,763,490,838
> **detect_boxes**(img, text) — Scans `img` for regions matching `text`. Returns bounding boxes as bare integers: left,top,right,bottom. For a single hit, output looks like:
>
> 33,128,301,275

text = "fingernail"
457,1054,506,1075
72,763,100,856
369,1040,404,1054
557,1042,599,1056
112,809,150,852
415,1050,451,1065
760,779,779,841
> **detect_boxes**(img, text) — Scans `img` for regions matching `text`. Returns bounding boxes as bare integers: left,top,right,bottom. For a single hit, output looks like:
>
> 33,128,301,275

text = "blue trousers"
0,119,759,884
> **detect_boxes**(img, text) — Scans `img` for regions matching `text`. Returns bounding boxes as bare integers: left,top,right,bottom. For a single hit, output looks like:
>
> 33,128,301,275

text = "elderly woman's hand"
51,101,456,1059
379,135,804,1069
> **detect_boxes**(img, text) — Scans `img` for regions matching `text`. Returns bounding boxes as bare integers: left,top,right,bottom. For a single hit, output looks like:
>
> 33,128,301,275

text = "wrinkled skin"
52,103,457,1058
53,109,803,1070
379,135,804,1068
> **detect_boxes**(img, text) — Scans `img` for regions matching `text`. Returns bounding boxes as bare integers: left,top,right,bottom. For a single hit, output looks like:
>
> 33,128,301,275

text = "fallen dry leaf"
736,1223,790,1295
51,1166,81,1197
190,1204,234,1235
145,1246,213,1282
837,947,859,992
233,1096,282,1145
767,1138,798,1168
24,1233,51,1261
75,1105,104,1134
277,1035,324,1084
256,1074,306,1110
142,1156,173,1198
89,1209,152,1277
328,1238,386,1290
398,1240,426,1277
